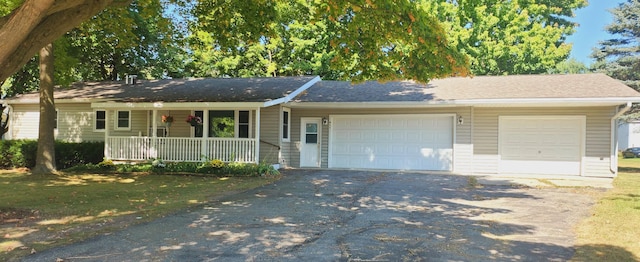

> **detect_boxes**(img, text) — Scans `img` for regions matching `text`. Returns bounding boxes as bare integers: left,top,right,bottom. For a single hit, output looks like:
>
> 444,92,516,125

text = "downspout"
611,102,632,174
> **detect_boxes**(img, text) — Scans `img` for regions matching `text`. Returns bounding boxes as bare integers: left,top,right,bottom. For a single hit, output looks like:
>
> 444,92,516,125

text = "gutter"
263,76,321,107
611,102,632,175
288,97,640,109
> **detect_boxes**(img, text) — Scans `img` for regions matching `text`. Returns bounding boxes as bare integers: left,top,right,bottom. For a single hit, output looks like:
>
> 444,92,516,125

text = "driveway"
24,170,599,261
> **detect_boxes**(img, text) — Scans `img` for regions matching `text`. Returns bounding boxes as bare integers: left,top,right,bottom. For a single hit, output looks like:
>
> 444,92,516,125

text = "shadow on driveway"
23,170,636,261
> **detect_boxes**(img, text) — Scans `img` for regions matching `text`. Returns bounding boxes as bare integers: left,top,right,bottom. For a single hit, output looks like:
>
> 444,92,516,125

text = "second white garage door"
499,116,585,175
329,114,454,171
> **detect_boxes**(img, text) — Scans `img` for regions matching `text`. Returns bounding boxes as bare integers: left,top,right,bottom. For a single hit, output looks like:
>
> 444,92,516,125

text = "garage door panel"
330,115,453,171
499,117,584,175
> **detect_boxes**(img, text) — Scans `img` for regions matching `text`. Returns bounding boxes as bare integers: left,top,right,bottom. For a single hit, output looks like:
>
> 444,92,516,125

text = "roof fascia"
288,97,640,109
3,98,103,104
263,76,321,107
91,101,265,109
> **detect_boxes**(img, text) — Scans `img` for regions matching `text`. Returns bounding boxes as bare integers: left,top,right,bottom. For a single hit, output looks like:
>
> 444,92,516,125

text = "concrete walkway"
24,170,602,261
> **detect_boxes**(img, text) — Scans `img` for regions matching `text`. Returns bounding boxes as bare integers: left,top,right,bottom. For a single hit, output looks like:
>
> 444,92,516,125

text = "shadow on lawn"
574,244,639,261
617,166,640,173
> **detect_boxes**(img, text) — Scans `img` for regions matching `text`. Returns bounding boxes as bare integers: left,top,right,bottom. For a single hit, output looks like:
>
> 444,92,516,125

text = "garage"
328,114,454,171
499,116,585,175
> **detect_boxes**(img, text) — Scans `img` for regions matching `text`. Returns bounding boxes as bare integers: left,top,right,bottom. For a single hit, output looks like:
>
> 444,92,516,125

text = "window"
209,110,235,137
54,110,58,130
282,108,290,142
115,110,131,130
194,110,204,137
195,110,251,138
238,111,250,138
94,110,106,131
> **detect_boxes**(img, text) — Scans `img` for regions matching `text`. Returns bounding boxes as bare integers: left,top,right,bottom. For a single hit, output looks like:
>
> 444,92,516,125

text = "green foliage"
549,58,589,74
0,140,33,168
0,140,104,169
64,159,275,177
3,0,187,96
209,159,225,169
420,0,586,75
190,0,469,82
591,0,640,91
97,159,116,170
0,0,21,16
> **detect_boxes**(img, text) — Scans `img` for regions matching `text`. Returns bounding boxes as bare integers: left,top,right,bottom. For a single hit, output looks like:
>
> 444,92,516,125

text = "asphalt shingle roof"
295,74,640,102
6,76,318,103
4,74,639,104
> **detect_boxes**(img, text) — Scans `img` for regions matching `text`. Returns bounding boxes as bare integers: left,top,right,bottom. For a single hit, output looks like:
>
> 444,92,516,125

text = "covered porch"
94,102,264,163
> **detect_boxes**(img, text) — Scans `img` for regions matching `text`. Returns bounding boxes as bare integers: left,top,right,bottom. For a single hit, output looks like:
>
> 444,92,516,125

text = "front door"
300,118,321,167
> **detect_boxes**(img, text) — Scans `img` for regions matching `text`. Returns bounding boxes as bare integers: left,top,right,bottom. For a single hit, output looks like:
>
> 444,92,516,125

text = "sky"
566,0,627,66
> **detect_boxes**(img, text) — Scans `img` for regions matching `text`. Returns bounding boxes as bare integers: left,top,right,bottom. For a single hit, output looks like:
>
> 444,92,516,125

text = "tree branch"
0,0,132,82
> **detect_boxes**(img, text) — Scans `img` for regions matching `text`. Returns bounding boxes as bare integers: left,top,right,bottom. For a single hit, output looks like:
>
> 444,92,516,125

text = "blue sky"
566,0,627,66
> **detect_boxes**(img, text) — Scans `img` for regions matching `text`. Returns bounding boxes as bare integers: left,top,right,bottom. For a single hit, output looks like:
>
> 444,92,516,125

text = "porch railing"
106,136,256,163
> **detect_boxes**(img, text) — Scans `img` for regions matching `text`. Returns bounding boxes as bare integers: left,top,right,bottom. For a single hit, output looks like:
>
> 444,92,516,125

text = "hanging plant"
186,115,203,126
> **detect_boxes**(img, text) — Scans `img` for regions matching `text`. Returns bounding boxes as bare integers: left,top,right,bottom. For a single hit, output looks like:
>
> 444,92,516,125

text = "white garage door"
499,116,585,175
329,114,453,171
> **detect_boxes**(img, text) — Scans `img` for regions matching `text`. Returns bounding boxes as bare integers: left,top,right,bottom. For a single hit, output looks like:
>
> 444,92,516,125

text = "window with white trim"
115,110,131,130
238,111,250,138
206,110,252,138
54,110,58,130
94,110,106,131
282,108,290,142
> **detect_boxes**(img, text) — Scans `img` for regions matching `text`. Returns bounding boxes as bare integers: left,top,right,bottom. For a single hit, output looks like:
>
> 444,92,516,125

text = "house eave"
91,101,266,109
2,98,104,104
287,97,640,109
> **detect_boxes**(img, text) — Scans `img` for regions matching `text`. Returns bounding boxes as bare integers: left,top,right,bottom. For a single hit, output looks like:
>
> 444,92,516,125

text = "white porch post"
201,110,209,160
255,107,261,164
152,110,158,159
104,110,110,159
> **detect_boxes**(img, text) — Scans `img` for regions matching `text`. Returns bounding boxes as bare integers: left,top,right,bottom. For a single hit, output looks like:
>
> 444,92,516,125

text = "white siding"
10,104,40,139
10,103,105,142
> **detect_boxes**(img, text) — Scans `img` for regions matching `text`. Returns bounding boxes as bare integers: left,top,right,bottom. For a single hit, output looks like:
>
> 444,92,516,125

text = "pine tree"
592,0,640,91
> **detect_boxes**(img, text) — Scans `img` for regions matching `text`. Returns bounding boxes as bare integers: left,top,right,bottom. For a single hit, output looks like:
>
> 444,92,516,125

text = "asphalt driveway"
24,170,599,261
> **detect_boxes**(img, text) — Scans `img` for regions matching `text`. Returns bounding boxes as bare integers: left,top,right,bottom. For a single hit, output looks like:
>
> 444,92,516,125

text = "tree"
0,0,132,85
549,58,588,74
0,0,184,138
591,0,640,91
190,0,470,82
419,0,587,75
32,43,57,174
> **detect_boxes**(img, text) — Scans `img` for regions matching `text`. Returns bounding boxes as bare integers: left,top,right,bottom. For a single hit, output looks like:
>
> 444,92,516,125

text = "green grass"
0,171,278,260
572,157,640,261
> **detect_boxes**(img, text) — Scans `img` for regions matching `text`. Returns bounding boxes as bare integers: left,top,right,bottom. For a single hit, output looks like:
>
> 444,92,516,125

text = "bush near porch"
66,158,280,177
0,140,103,169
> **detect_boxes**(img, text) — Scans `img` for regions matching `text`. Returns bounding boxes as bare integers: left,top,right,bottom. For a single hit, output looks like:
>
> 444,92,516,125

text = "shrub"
0,140,104,169
209,159,225,169
97,159,115,170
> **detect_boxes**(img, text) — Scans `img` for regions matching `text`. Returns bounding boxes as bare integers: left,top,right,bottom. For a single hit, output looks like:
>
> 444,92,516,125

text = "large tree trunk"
32,43,57,175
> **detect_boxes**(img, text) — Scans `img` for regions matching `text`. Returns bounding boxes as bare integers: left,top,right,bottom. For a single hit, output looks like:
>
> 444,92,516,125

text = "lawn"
572,157,640,261
0,170,278,261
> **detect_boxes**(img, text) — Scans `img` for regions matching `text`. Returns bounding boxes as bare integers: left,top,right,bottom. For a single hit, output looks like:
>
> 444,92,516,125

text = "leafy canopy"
419,0,587,75
190,0,470,82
